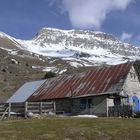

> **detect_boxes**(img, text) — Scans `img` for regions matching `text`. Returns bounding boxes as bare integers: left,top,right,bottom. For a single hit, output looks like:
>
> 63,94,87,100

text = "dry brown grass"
0,117,140,140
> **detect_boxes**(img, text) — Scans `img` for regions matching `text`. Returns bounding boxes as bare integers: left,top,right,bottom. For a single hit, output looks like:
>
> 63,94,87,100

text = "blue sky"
0,0,140,45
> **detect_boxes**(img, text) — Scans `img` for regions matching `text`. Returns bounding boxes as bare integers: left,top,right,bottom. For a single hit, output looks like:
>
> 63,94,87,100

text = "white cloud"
61,0,132,29
121,32,133,41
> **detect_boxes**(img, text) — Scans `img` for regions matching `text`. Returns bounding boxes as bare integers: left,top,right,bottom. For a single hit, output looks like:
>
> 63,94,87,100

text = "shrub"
43,71,57,79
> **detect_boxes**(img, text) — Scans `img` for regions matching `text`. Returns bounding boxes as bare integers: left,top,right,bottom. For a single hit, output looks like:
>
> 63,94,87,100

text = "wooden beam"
24,102,28,118
39,102,42,115
53,101,56,114
8,102,11,118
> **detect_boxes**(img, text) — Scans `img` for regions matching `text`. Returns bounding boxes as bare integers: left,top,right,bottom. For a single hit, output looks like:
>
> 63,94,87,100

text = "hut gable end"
122,65,140,99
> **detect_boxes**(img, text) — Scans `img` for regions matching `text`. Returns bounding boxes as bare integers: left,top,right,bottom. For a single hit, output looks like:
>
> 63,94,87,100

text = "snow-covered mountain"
18,28,140,65
0,27,140,67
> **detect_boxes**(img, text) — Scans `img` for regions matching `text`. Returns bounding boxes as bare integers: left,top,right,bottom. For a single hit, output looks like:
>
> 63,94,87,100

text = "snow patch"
32,66,42,69
73,115,98,118
69,61,83,68
0,47,18,55
59,69,67,74
42,67,57,72
11,59,18,64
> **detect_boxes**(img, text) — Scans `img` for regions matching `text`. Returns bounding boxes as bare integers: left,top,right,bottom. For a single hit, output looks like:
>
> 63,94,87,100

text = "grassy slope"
0,48,46,101
0,117,140,140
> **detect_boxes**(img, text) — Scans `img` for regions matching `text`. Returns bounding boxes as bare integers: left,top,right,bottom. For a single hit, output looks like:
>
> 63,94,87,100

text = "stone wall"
55,98,72,114
54,95,107,116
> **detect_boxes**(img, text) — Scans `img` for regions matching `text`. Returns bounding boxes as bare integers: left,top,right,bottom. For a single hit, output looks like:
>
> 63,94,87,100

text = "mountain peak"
35,27,118,42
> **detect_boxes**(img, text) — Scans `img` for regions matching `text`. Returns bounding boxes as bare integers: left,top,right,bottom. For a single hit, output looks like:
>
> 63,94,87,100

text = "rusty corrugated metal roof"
28,62,132,101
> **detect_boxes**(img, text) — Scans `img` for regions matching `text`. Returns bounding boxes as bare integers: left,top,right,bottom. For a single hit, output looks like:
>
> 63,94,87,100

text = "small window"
130,72,133,78
133,74,136,79
80,98,92,109
80,99,87,109
80,99,87,104
130,72,136,79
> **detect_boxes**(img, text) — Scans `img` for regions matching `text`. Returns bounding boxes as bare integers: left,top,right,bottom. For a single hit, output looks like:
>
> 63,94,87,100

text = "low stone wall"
54,95,107,117
55,98,72,114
